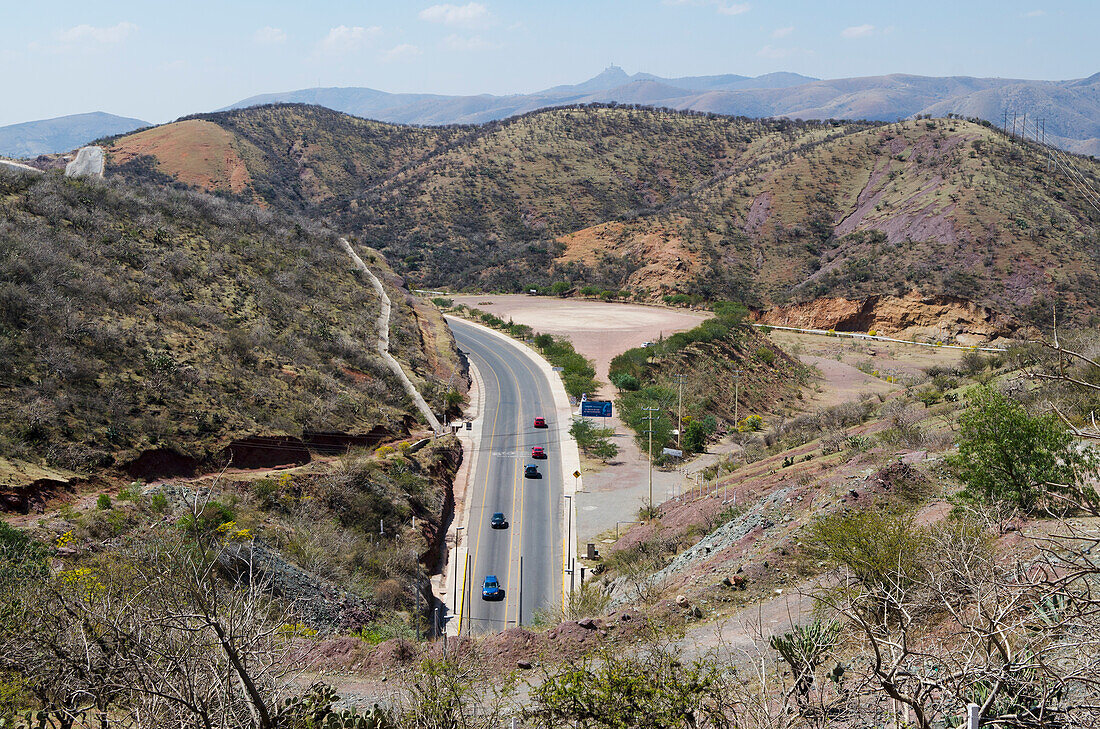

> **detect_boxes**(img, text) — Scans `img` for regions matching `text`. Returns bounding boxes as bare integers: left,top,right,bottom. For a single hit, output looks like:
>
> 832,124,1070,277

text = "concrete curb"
444,316,582,609
442,346,487,636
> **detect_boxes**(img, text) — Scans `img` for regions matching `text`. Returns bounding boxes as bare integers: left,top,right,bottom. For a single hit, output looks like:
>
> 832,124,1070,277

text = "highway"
448,318,566,632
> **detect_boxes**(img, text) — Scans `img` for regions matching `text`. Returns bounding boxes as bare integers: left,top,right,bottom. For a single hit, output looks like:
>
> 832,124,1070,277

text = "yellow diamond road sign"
573,470,581,478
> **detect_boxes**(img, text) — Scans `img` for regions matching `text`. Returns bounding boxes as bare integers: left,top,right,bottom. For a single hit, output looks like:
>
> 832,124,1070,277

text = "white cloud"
841,23,875,38
419,3,491,27
382,43,421,61
771,25,794,38
1022,9,1045,17
319,25,380,53
717,3,751,15
254,26,287,44
663,0,750,14
443,34,497,51
57,22,137,45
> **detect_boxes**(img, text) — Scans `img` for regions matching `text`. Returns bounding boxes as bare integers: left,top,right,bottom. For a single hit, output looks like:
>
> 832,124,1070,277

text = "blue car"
482,575,503,600
524,463,540,479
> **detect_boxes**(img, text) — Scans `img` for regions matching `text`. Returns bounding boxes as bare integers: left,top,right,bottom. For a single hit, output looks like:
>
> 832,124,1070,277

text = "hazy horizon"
2,0,1097,127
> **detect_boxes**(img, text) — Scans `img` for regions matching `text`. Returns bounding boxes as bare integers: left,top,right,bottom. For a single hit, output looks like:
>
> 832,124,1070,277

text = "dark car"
482,575,503,600
490,512,507,529
524,464,540,479
531,446,546,459
533,417,547,428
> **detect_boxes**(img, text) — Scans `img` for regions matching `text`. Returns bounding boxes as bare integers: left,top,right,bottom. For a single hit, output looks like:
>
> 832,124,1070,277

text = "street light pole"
564,494,573,591
452,526,465,623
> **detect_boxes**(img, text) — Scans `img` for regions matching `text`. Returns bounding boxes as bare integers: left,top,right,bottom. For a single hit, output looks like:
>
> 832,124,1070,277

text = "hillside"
104,105,470,210
553,118,1100,325
0,112,149,158
0,168,457,486
342,108,873,290
103,105,1100,327
223,66,1100,154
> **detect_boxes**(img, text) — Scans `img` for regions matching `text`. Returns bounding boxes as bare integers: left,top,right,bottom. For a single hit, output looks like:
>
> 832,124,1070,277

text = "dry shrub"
374,578,406,609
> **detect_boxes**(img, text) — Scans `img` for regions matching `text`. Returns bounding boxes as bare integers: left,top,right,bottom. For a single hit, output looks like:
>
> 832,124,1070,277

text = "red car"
533,417,547,428
531,446,546,459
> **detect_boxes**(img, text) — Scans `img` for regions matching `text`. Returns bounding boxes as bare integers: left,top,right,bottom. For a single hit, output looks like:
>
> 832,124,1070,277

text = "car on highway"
533,416,547,428
490,512,507,529
482,575,503,600
524,463,540,478
531,446,546,459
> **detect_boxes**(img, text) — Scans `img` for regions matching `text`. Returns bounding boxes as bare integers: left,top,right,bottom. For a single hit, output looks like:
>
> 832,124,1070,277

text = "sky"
1,0,1096,127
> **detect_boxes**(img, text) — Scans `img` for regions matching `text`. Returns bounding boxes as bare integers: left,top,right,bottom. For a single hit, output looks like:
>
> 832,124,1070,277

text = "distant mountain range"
0,112,149,158
225,66,1100,156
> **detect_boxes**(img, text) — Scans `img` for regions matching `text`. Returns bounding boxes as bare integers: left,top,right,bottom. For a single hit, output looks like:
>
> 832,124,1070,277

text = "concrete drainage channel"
338,238,443,434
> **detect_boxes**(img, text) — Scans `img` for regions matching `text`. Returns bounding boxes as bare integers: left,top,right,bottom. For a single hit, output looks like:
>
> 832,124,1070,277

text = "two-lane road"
449,318,565,632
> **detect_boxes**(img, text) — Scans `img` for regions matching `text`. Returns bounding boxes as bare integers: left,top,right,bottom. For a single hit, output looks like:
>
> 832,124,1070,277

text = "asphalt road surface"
449,318,564,632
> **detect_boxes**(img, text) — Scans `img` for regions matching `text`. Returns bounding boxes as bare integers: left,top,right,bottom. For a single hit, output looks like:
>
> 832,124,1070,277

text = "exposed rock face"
64,146,105,178
218,540,378,633
754,291,1017,344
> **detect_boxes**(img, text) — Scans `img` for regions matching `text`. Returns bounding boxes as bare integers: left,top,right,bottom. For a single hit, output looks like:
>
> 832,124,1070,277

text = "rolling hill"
103,103,1100,328
0,112,149,158
224,66,1100,155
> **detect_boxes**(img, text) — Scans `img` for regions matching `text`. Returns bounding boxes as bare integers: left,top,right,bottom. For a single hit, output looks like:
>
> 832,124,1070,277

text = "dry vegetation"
0,169,453,476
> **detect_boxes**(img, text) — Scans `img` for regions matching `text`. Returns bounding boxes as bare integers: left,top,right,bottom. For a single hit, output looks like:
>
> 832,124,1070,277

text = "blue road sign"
580,400,613,417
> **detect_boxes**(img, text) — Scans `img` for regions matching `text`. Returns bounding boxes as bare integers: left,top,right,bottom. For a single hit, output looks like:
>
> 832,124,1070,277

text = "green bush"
610,372,640,392
570,418,619,460
808,508,927,594
550,281,572,296
756,347,776,365
683,419,714,454
177,500,236,537
96,494,112,510
949,386,1098,514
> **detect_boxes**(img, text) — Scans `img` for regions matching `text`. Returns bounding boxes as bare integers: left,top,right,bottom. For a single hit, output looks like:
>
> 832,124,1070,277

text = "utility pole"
414,550,421,641
732,369,742,424
642,406,660,510
673,373,686,450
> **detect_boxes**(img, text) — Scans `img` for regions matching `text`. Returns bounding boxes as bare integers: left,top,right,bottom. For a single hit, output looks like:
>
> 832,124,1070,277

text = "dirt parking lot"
450,295,709,385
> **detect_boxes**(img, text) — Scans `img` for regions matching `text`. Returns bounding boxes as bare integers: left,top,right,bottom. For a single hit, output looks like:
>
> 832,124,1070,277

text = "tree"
610,372,640,392
529,637,737,728
682,419,715,454
569,418,619,461
950,385,1097,516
